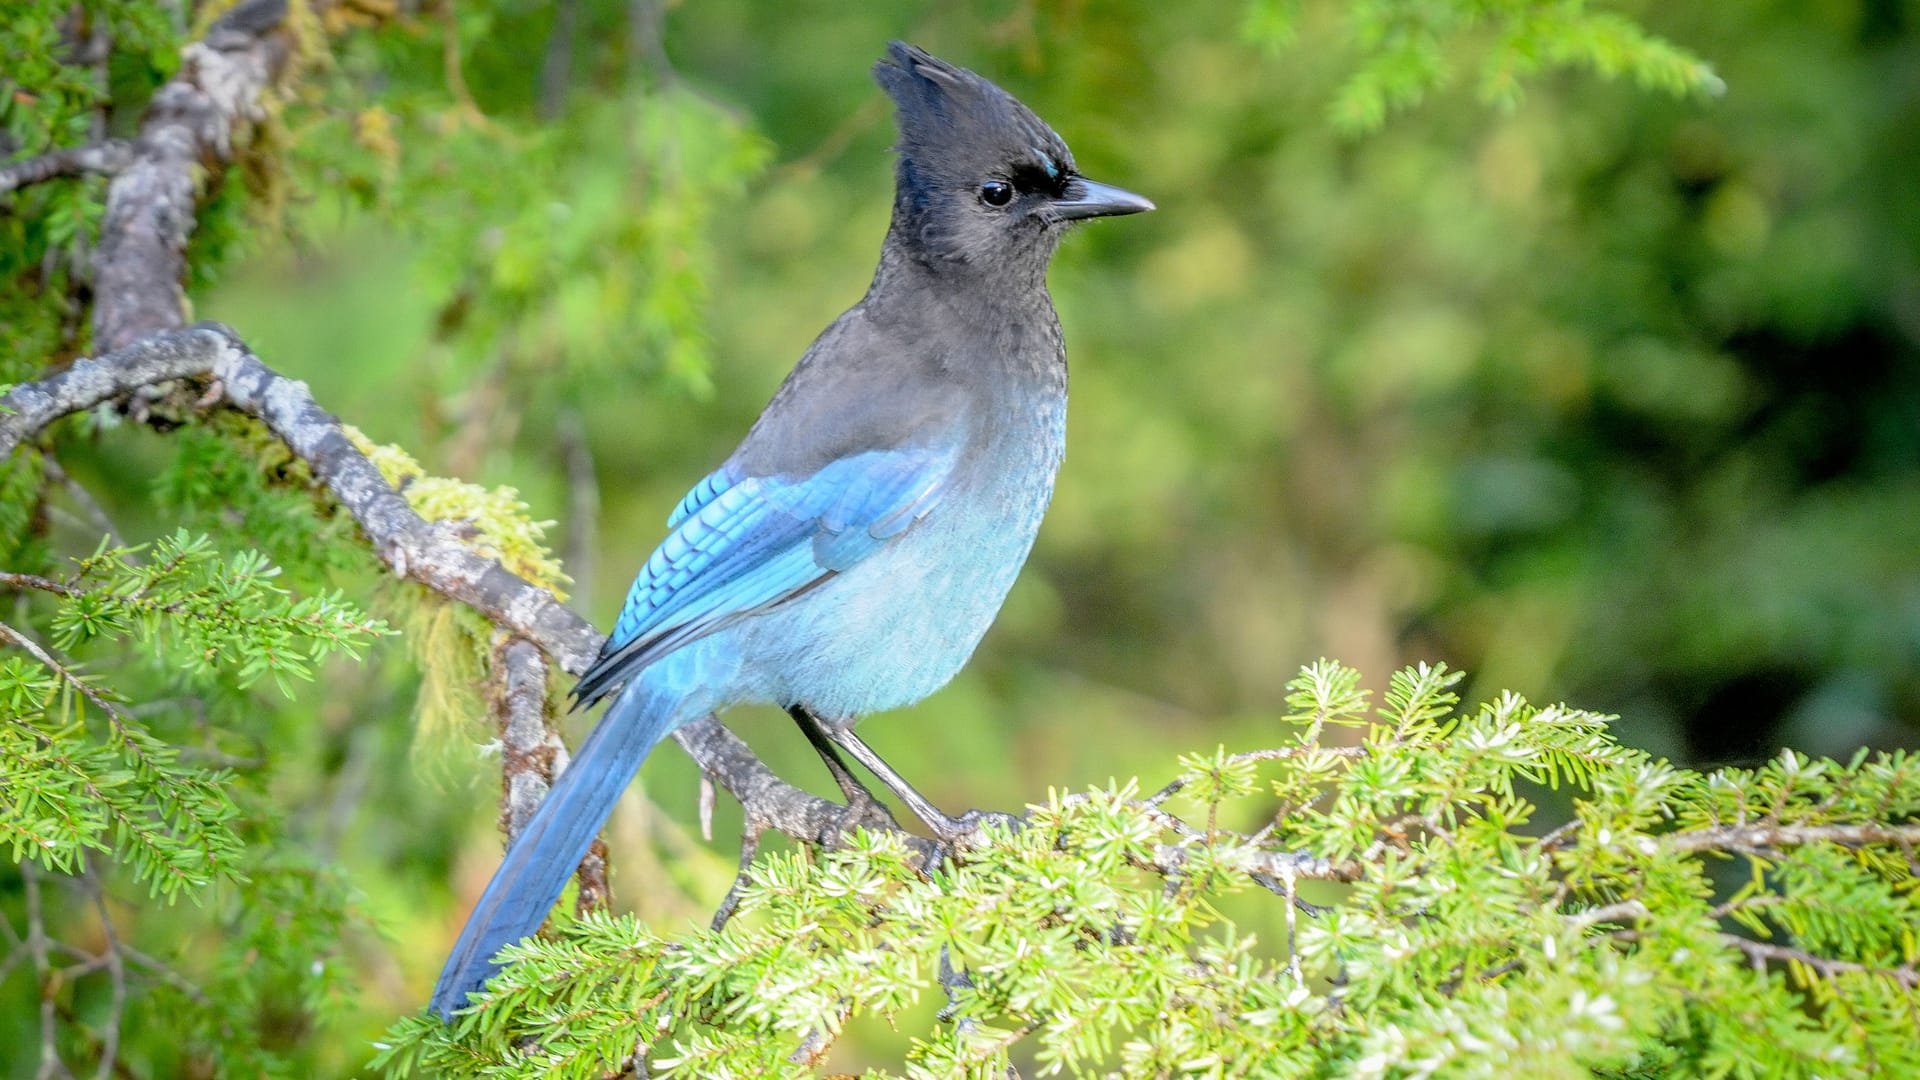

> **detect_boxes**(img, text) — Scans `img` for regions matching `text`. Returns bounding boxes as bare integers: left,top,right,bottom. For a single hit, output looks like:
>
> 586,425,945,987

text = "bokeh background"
9,0,1919,1071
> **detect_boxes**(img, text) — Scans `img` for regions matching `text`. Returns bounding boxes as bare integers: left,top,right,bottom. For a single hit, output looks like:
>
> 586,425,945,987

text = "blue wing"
666,468,737,529
570,447,956,708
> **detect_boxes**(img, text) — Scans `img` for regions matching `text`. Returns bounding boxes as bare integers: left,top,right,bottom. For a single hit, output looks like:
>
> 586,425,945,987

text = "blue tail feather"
430,675,683,1019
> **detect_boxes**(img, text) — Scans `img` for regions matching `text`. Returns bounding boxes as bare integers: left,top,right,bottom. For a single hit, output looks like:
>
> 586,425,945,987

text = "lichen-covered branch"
487,633,612,912
0,324,868,857
91,0,295,352
0,139,134,197
489,634,561,844
1,0,937,922
1662,821,1920,855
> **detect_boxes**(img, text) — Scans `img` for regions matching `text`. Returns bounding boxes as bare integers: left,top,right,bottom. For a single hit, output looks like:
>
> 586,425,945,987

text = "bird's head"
873,42,1152,276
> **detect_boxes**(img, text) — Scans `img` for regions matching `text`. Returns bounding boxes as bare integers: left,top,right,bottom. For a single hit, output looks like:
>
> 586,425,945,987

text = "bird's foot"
826,787,899,842
928,808,1022,858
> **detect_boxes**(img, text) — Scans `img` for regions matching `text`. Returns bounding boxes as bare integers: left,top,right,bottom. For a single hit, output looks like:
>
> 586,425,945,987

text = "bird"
431,40,1152,1019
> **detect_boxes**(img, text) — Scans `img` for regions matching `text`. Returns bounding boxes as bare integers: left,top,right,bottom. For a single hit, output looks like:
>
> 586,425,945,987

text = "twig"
486,632,611,913
1719,934,1920,989
0,141,134,197
626,0,674,86
1280,859,1303,986
1566,899,1649,931
0,899,24,987
437,0,490,128
698,772,716,842
24,864,73,1080
0,619,147,746
1663,822,1920,855
575,837,611,917
709,824,764,932
114,944,209,1004
319,724,377,860
786,1001,851,1068
538,0,581,118
1534,819,1581,852
0,572,83,599
935,943,975,1027
81,866,127,1080
490,634,561,842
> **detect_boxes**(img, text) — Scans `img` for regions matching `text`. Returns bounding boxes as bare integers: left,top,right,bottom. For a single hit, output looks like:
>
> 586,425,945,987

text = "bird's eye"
979,180,1014,207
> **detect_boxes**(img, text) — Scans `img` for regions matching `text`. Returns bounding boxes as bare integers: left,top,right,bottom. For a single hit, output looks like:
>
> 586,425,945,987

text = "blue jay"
433,41,1151,1019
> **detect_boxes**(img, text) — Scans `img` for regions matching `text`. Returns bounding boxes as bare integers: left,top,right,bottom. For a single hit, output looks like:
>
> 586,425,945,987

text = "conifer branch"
0,140,134,197
1663,822,1920,854
1720,934,1920,989
0,572,82,599
0,326,920,862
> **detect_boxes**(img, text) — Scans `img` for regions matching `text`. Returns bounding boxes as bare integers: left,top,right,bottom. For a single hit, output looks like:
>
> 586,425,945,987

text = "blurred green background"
8,0,1920,1071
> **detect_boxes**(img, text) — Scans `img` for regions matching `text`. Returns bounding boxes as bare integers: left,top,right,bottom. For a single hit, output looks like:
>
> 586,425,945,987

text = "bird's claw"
821,789,898,845
929,808,1022,860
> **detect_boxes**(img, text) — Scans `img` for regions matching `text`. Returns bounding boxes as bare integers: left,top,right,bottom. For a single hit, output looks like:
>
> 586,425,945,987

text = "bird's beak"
1050,177,1156,220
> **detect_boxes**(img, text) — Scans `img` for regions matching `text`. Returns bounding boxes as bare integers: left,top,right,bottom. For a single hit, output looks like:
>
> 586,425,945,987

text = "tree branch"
1662,822,1920,854
0,572,83,599
91,0,295,352
0,141,134,197
489,634,561,843
1720,933,1920,989
0,324,904,861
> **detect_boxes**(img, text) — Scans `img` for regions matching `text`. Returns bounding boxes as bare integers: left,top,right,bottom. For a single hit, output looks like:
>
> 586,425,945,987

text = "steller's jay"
432,41,1152,1019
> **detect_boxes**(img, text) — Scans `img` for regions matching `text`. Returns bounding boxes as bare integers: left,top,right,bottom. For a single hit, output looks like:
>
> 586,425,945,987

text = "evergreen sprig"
0,530,388,899
52,529,390,695
377,661,1920,1079
0,652,242,898
1241,0,1726,133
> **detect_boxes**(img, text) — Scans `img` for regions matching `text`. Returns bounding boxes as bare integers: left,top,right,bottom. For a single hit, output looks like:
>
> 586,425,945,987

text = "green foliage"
53,530,389,694
350,427,570,595
0,527,390,1075
298,26,772,401
1,1,177,375
0,530,385,901
154,416,372,581
1241,1,1723,132
0,653,242,898
377,661,1920,1078
138,844,366,1077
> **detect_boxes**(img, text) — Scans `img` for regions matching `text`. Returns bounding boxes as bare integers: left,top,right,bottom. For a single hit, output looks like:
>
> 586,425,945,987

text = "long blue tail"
431,675,682,1018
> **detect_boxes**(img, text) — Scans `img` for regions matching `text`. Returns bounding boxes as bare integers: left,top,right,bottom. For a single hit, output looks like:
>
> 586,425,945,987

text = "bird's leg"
787,704,879,806
823,723,1015,849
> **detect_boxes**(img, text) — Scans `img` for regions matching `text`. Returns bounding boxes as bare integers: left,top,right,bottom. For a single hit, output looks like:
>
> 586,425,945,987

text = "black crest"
872,44,1078,247
874,43,1071,175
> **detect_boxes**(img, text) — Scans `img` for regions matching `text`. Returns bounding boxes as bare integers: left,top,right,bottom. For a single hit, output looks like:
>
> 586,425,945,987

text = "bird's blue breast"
728,388,1065,719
